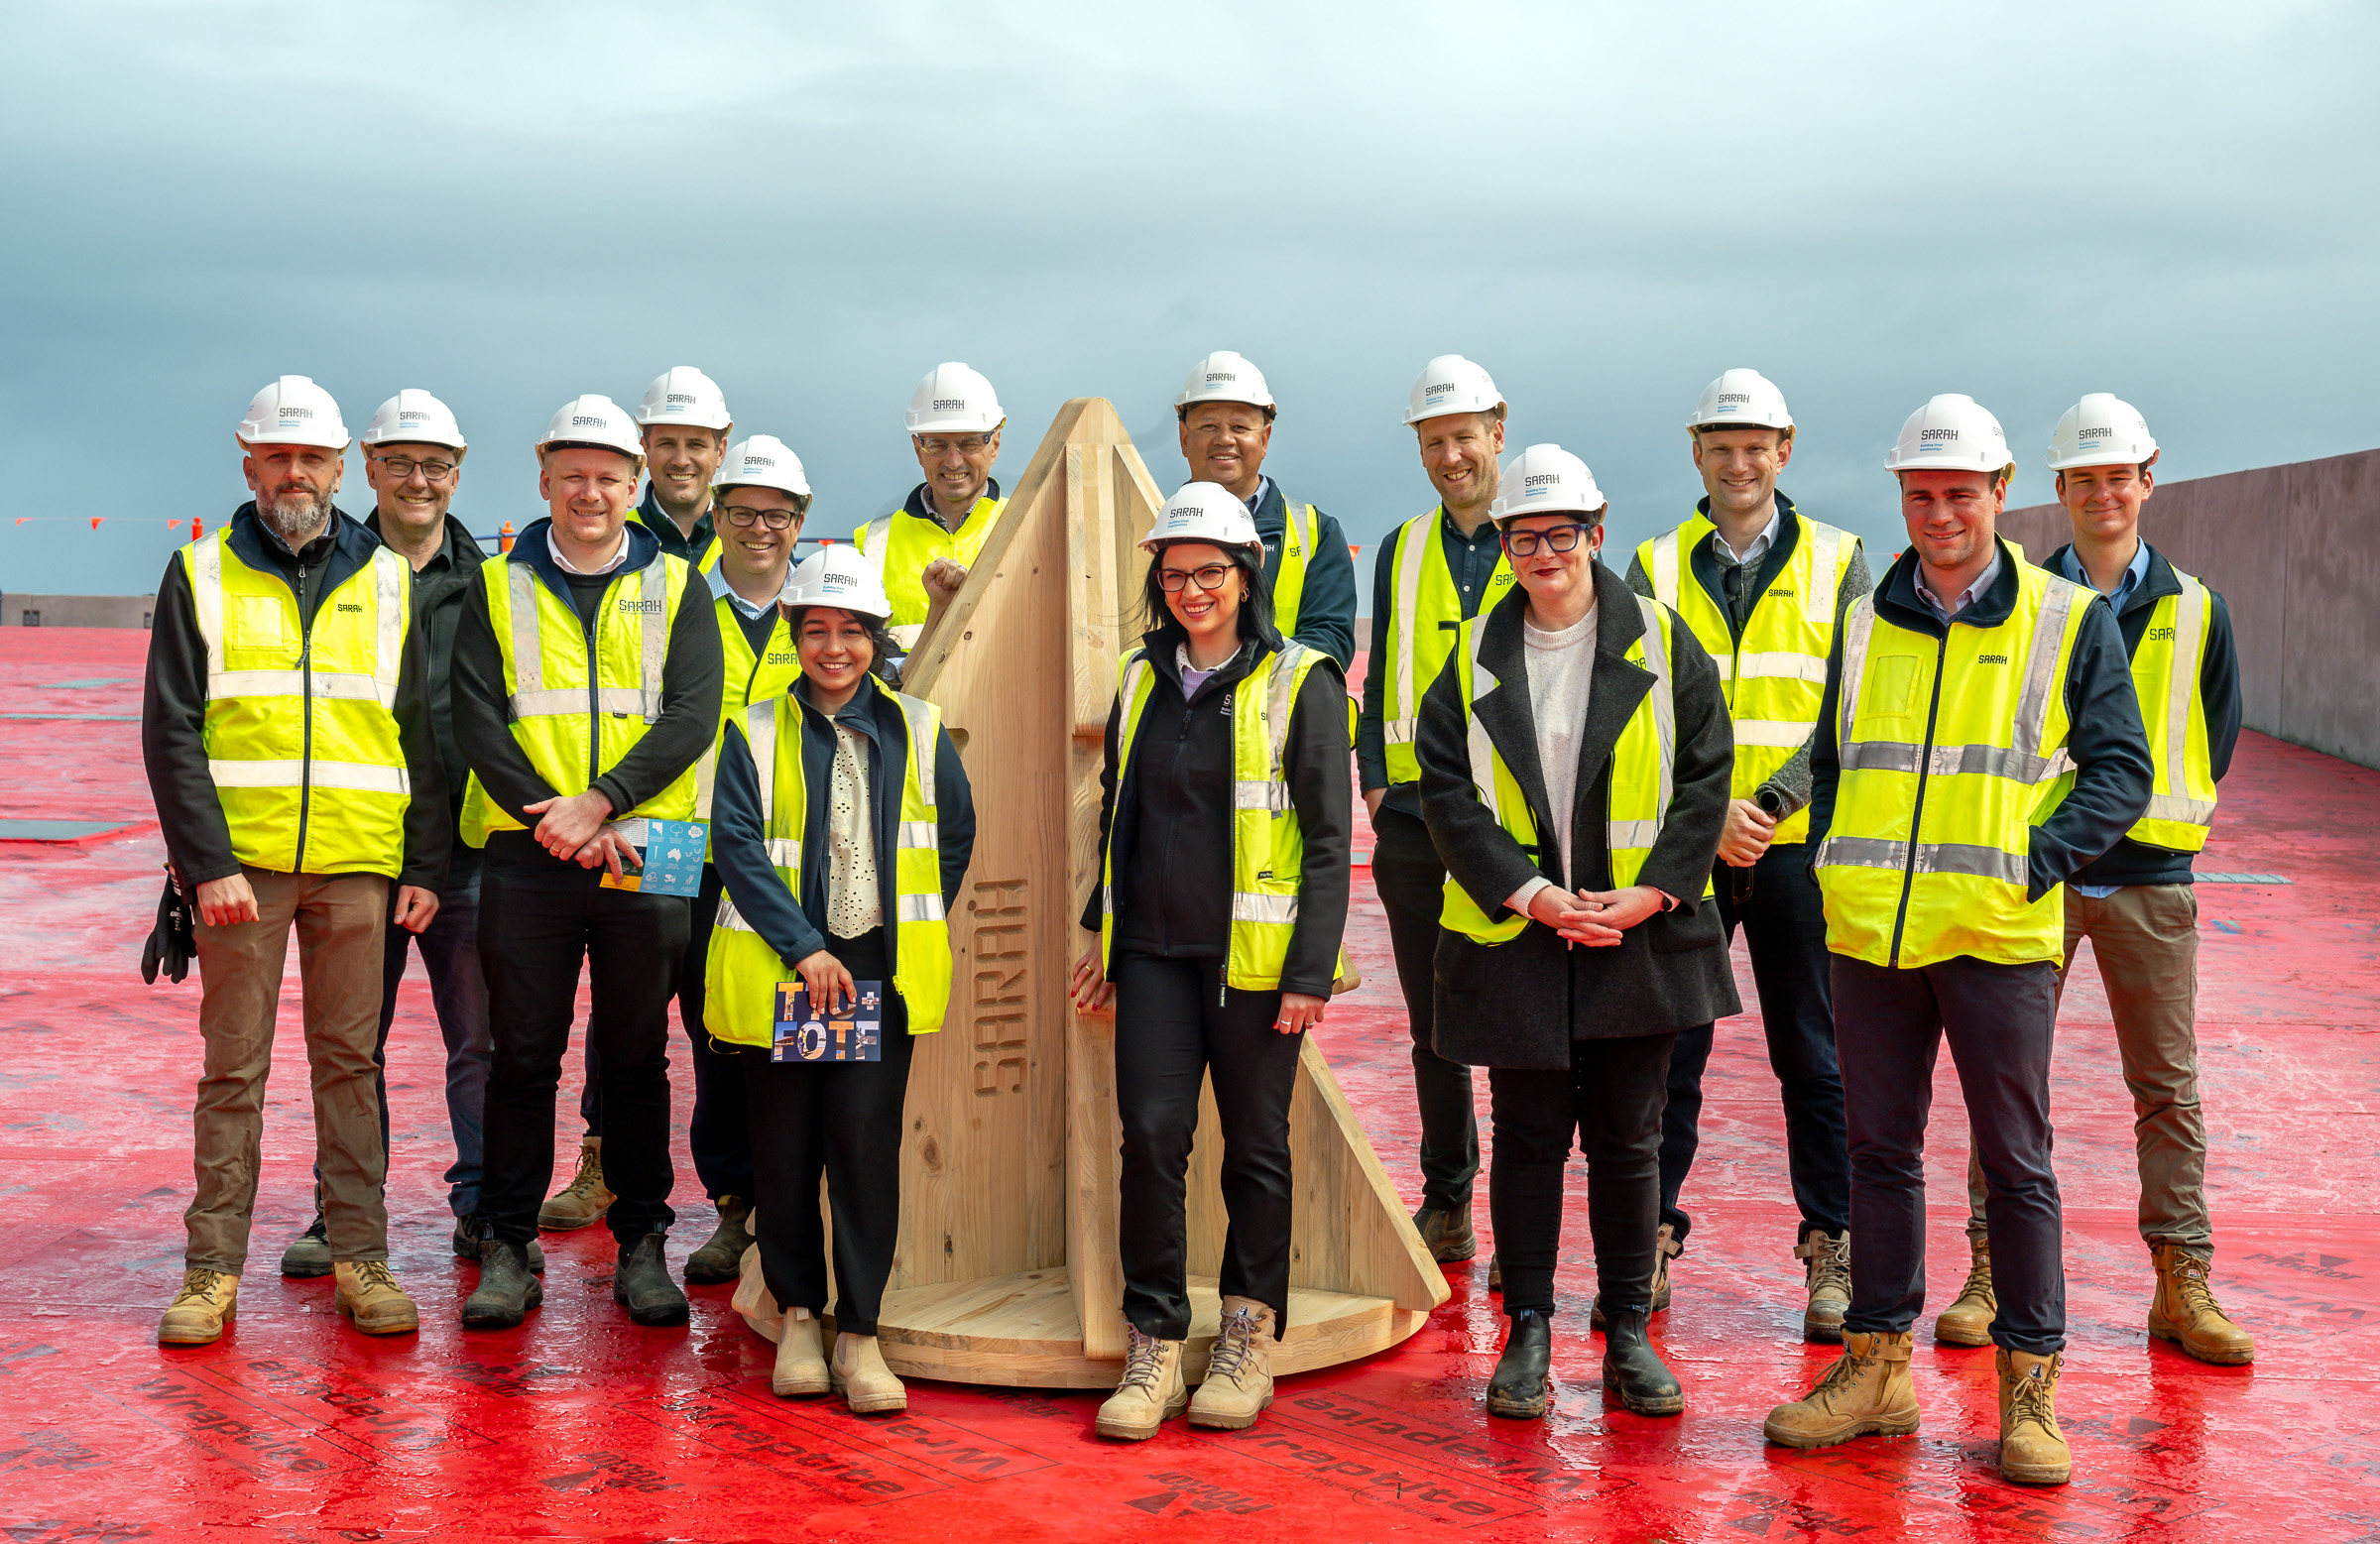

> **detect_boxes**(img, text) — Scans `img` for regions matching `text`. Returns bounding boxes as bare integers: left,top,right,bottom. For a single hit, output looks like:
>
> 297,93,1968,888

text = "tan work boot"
772,1308,830,1396
158,1267,239,1346
538,1135,614,1231
333,1260,419,1335
1593,1222,1679,1327
1189,1297,1276,1430
1095,1323,1188,1440
1935,1237,1996,1347
2148,1246,2254,1365
830,1332,906,1414
1796,1229,1852,1344
1997,1348,2072,1485
1763,1330,1920,1448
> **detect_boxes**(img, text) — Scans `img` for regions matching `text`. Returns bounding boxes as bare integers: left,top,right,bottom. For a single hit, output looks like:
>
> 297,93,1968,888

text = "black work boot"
1411,1203,1478,1264
682,1197,755,1284
1486,1308,1553,1419
461,1241,542,1329
1601,1307,1685,1416
614,1234,690,1326
453,1214,544,1273
279,1213,332,1278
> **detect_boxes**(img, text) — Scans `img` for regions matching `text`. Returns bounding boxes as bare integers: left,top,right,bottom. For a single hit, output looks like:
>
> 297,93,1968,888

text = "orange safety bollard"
499,520,516,552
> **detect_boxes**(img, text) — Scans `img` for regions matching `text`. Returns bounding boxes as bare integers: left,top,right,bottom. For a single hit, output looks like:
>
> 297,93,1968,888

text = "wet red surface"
3,626,2376,1542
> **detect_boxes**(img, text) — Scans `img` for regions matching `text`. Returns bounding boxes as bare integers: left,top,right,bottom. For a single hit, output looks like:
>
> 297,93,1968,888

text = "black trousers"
1114,955,1304,1341
1659,843,1851,1246
1833,953,2065,1355
741,928,913,1337
1369,807,1480,1211
1488,1032,1676,1317
477,858,686,1247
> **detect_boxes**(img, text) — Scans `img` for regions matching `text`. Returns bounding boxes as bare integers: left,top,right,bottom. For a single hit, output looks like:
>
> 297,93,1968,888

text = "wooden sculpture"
745,399,1447,1386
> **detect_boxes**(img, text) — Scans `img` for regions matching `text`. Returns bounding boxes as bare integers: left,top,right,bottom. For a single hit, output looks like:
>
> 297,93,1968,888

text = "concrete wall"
2001,446,2380,770
3,594,154,628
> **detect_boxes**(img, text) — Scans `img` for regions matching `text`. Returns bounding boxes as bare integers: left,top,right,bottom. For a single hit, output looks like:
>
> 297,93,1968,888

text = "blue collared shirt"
1912,544,2002,622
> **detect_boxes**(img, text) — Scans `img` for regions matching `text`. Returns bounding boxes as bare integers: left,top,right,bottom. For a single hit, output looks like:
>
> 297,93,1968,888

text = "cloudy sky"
5,1,2375,598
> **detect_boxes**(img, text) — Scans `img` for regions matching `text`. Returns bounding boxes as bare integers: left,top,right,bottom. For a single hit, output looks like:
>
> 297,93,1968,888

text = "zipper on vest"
293,558,315,871
585,584,604,787
1887,630,1951,968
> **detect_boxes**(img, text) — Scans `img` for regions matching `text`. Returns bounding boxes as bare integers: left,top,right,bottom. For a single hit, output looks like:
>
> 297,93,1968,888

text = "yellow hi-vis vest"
1815,543,2090,970
457,550,700,847
1100,643,1337,991
1266,498,1324,641
2125,566,2219,853
181,529,415,878
1438,595,1698,945
856,495,1007,650
704,690,954,1045
691,594,799,823
1637,513,1856,845
1379,508,1514,786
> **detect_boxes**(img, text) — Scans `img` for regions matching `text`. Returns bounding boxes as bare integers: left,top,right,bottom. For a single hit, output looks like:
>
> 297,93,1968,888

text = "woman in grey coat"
1415,444,1737,1420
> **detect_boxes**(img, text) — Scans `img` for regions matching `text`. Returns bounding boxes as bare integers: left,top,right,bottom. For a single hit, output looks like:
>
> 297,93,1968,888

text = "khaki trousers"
1965,883,2209,1255
185,867,391,1273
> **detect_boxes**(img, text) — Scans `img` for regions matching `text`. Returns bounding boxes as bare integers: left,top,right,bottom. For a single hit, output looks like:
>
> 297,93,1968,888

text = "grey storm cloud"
3,0,2376,595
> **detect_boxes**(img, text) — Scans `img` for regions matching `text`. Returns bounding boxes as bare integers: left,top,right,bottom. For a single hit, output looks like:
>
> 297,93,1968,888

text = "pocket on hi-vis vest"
232,596,285,648
1866,655,1920,719
773,981,885,1062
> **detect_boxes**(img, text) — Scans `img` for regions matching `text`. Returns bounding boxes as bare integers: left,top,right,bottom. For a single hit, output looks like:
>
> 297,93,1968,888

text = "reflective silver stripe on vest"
897,891,945,923
1233,780,1290,812
896,821,937,849
1649,529,1681,608
1616,595,1676,854
1836,596,1877,753
1729,650,1829,684
207,758,411,794
895,694,938,814
1387,515,1431,743
1232,891,1299,925
2010,577,2079,775
1731,719,1817,749
2153,578,2213,825
1802,526,1844,628
1839,738,2074,782
745,697,781,818
766,837,802,868
717,894,756,933
506,561,545,703
191,536,227,674
371,548,407,710
635,556,669,724
1461,621,1504,825
860,517,893,569
1814,834,2028,888
511,684,660,719
204,668,388,701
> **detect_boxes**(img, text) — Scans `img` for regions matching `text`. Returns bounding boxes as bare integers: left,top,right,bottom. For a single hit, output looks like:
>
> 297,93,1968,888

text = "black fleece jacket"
2043,541,2242,888
1808,540,2154,901
449,516,724,868
1081,631,1352,1000
366,510,488,885
142,503,449,890
710,673,976,975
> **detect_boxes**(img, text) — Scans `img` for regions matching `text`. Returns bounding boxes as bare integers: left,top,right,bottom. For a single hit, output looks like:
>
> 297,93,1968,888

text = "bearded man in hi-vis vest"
1624,369,1868,1345
1932,396,2251,1366
143,377,450,1347
1763,395,2153,1488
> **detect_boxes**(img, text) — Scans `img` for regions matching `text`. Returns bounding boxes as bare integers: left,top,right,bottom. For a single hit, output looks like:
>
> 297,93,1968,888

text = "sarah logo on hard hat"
933,398,966,411
1524,473,1561,489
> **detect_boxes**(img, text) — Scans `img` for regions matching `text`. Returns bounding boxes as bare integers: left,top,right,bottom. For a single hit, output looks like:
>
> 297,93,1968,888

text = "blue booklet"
773,980,885,1063
597,818,707,896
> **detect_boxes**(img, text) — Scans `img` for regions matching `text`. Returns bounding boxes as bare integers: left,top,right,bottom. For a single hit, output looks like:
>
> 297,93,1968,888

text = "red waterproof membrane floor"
3,626,2377,1543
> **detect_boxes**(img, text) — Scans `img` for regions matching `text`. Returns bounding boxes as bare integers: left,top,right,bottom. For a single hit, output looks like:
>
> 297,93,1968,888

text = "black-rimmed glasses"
1157,563,1236,593
1500,524,1593,556
370,455,456,481
721,505,798,531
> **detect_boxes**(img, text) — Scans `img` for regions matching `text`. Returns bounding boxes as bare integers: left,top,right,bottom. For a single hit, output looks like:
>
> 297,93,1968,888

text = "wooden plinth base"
870,1266,1427,1388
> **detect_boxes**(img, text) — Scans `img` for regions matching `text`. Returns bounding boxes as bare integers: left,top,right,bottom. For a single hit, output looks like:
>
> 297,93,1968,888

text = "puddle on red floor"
4,627,2377,1542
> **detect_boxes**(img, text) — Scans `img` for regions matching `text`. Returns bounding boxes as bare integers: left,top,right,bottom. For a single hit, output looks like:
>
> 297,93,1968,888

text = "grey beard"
258,489,330,543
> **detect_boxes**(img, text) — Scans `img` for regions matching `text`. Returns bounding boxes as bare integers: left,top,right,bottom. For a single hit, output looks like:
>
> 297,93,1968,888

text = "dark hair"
785,604,901,688
1175,402,1279,425
1137,541,1279,651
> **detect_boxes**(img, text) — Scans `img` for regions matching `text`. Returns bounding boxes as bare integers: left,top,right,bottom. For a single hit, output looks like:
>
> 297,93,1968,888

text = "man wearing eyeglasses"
668,434,813,1286
632,366,734,574
1173,351,1357,668
857,362,1008,652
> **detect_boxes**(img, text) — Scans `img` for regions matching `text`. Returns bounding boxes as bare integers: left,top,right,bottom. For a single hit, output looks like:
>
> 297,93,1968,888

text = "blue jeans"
371,868,494,1218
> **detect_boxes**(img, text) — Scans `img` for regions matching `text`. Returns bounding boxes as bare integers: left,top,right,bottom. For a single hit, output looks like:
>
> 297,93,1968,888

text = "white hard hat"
1138,481,1266,558
716,434,811,498
2047,392,2158,471
1174,350,1275,412
1489,444,1606,523
1884,394,2016,479
1405,354,1503,425
636,366,732,430
360,389,466,450
237,375,349,449
905,362,1005,435
1690,368,1793,431
780,545,893,621
537,395,645,462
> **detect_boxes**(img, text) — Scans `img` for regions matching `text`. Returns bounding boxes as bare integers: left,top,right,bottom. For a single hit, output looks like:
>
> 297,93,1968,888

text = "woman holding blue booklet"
703,545,975,1415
